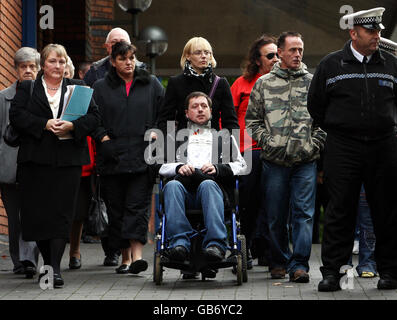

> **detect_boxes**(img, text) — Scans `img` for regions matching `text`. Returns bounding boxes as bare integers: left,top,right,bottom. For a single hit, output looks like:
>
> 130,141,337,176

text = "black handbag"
86,175,109,237
3,124,20,147
3,80,35,147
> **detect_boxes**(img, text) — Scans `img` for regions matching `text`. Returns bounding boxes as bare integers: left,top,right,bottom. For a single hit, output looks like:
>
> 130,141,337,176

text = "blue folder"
61,85,93,121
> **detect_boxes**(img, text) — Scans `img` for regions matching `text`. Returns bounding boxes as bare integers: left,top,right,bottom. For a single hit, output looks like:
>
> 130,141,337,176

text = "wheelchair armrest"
234,176,240,207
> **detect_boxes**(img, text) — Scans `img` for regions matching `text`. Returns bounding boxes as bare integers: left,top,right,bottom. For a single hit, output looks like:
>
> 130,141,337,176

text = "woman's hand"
45,119,74,136
178,164,195,176
101,135,111,143
201,163,216,175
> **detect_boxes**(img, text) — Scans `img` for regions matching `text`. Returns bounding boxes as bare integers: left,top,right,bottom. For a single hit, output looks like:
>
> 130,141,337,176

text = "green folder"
60,85,93,121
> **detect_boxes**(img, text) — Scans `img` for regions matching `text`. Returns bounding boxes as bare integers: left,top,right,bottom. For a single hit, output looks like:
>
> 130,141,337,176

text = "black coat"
9,78,100,166
83,56,111,88
157,72,239,134
92,66,165,175
308,40,397,141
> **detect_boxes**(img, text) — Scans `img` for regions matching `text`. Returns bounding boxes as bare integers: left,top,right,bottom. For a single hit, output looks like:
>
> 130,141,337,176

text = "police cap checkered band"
354,16,382,25
342,7,385,30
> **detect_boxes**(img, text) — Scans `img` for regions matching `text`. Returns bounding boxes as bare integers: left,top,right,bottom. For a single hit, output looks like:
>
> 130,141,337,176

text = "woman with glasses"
230,34,279,269
158,37,239,134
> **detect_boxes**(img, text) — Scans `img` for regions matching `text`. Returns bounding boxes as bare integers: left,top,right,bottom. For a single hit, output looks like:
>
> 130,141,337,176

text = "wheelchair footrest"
205,255,238,269
160,256,191,270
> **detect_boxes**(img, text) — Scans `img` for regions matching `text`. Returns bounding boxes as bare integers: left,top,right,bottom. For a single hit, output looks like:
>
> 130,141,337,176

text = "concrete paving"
0,236,396,301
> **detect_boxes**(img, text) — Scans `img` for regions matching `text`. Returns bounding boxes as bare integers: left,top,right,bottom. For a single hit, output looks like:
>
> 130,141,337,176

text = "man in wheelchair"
158,91,248,265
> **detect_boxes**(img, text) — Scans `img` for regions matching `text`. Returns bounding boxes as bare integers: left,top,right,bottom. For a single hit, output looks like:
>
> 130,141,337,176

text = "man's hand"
201,163,216,175
178,164,195,176
317,171,324,184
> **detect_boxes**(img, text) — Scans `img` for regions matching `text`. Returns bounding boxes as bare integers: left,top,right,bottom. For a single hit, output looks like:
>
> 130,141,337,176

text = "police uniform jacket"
308,40,397,141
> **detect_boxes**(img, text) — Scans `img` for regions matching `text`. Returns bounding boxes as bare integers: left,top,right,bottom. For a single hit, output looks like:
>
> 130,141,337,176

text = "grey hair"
14,47,40,70
105,27,131,44
66,56,75,78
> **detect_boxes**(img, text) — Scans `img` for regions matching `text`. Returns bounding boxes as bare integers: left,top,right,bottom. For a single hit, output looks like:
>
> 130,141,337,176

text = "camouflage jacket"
245,62,326,167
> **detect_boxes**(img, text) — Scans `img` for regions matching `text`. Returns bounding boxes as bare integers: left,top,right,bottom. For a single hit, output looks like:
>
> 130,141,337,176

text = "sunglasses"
262,52,279,60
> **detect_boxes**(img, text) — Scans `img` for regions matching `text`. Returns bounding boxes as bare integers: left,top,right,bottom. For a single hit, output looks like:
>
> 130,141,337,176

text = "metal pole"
132,13,139,38
150,57,156,75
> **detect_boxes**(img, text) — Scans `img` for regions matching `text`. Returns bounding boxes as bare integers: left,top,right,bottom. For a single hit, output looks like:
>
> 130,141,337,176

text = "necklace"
47,86,59,90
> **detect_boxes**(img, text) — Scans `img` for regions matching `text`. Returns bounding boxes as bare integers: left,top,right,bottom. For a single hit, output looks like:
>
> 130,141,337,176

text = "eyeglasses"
262,52,279,60
192,50,212,56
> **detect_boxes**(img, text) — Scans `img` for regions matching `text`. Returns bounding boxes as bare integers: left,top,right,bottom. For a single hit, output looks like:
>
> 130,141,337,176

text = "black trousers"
100,172,153,252
321,133,397,278
240,149,270,257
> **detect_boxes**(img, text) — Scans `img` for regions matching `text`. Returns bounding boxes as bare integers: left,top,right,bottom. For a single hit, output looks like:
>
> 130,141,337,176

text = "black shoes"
115,264,130,274
13,265,25,275
103,253,120,266
290,269,310,283
318,274,342,292
377,274,397,290
82,235,101,244
24,266,37,279
168,245,189,262
128,259,148,274
69,256,82,270
21,261,36,279
54,274,64,288
204,245,225,262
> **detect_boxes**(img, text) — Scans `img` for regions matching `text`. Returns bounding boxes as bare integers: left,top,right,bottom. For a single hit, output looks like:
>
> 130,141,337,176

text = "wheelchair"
153,176,248,286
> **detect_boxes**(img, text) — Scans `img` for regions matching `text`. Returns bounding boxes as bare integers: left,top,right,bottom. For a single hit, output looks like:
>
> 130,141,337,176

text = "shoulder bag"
3,80,35,147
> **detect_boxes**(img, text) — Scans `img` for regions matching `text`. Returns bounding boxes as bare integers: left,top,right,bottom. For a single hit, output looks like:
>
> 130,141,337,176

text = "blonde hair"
65,56,75,78
180,37,217,69
40,44,68,68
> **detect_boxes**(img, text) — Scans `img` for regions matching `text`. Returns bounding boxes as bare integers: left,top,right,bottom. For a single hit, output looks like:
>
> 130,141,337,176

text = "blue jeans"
262,160,317,275
163,180,228,252
348,185,377,275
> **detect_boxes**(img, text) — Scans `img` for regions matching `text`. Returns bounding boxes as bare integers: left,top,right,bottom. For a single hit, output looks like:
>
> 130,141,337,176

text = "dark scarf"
183,61,214,83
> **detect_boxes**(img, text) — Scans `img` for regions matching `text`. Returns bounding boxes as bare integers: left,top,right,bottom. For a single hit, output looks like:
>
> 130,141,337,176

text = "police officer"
308,7,397,291
379,37,397,56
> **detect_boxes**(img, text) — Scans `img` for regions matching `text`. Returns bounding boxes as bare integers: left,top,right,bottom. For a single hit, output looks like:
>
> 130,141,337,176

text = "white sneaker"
352,240,359,255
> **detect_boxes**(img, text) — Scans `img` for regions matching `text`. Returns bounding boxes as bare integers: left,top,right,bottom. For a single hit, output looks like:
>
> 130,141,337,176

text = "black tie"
363,56,367,64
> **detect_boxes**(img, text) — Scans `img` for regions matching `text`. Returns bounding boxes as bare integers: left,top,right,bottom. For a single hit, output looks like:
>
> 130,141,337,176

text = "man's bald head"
105,28,131,55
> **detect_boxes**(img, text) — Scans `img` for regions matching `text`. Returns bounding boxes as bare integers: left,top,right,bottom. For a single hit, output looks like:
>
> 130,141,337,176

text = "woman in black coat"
157,37,239,135
9,44,100,287
92,41,164,275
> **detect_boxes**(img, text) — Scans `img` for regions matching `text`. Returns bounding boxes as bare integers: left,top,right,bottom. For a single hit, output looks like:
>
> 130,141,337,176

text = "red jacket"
82,136,96,177
230,74,261,153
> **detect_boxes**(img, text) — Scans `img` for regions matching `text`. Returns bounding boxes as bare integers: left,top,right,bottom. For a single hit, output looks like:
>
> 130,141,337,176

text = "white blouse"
42,76,62,119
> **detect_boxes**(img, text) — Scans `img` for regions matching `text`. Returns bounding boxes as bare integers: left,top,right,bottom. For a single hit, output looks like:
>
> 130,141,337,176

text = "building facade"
0,0,396,234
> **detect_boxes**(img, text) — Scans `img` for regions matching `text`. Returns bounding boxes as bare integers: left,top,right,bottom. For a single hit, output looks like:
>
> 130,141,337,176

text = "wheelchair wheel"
236,254,243,285
154,253,163,285
238,234,248,283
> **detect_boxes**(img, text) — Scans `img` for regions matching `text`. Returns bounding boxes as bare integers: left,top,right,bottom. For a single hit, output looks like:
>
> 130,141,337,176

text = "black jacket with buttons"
92,66,164,175
308,40,397,141
10,78,100,167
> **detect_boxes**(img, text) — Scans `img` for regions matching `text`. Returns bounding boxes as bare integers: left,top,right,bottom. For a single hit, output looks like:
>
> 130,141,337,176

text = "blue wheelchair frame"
153,177,248,285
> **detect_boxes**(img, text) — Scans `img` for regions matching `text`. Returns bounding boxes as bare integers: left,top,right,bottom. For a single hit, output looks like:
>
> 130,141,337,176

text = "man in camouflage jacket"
245,32,326,283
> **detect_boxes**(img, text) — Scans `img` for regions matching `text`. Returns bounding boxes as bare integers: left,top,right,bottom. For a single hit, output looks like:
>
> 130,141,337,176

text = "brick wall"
0,0,22,234
86,0,114,63
0,0,22,91
0,201,7,235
